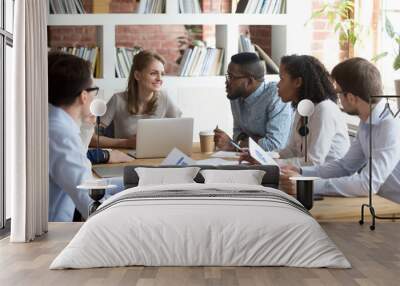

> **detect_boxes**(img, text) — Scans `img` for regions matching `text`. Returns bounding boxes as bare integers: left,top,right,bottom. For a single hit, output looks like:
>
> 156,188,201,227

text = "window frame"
0,0,13,232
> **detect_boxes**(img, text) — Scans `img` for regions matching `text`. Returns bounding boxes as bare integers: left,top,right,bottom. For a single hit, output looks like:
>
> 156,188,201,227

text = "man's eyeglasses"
225,73,249,82
84,86,100,97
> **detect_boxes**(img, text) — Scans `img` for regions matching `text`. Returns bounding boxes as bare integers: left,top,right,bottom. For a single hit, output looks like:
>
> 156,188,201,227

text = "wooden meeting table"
93,143,400,222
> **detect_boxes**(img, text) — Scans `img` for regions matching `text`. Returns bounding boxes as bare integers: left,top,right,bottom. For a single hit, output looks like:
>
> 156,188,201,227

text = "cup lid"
199,130,214,136
77,184,117,189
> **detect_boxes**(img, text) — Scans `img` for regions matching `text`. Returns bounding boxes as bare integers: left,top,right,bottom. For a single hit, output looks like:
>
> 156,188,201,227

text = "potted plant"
385,17,400,95
373,17,400,96
308,0,367,55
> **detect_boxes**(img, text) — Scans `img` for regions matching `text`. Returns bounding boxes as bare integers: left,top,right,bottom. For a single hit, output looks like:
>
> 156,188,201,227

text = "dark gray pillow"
124,165,279,189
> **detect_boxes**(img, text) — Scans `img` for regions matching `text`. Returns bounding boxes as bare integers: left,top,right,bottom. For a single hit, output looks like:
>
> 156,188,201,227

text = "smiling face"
277,64,301,104
134,59,165,93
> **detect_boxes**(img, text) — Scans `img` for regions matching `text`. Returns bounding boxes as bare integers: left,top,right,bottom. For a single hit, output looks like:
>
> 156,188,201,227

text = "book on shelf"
92,0,111,13
239,34,255,53
178,46,224,76
49,0,85,14
115,47,142,78
49,46,100,77
235,0,286,14
237,34,279,74
138,0,166,14
235,0,248,13
178,0,202,13
254,44,279,74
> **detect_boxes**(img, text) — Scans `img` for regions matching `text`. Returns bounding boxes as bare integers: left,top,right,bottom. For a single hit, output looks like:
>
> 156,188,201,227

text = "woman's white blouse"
278,99,350,167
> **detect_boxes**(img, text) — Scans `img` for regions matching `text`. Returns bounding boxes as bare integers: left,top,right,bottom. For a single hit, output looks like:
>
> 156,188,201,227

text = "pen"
229,140,243,152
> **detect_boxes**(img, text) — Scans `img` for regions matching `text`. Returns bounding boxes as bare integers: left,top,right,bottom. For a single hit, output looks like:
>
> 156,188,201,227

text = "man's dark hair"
331,57,382,104
48,51,92,107
280,55,337,108
231,52,265,80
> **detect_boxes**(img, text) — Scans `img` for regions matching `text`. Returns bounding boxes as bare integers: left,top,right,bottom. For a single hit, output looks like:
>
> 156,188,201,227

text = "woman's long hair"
280,55,337,108
126,50,166,115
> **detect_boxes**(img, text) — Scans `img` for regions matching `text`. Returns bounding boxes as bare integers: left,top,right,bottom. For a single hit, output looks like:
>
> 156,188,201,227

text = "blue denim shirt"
49,105,123,221
230,80,292,151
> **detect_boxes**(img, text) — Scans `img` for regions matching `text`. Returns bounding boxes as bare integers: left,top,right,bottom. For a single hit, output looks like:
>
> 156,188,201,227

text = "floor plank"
1,222,400,286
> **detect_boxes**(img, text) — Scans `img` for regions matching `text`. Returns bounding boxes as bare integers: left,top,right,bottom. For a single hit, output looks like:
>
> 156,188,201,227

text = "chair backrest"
123,165,280,190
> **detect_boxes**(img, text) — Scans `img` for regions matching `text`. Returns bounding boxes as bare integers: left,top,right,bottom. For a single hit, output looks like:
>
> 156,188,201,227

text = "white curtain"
8,0,48,242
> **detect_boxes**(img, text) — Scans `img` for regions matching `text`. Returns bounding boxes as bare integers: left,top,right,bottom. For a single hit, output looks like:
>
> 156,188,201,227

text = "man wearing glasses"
214,52,292,151
48,52,129,222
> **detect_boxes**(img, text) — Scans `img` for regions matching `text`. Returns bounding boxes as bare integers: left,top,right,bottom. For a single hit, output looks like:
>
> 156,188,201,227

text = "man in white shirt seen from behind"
280,57,400,203
48,52,130,222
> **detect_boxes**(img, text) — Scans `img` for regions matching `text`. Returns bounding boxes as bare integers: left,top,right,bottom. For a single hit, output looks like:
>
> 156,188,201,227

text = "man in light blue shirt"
214,53,292,151
280,58,400,203
48,53,124,221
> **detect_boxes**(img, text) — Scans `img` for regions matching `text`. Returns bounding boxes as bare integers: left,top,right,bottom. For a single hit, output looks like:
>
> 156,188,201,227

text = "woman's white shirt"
278,99,350,167
100,90,182,138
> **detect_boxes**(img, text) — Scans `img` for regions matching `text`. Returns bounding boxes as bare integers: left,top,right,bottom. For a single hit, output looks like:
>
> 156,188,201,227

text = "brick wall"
48,26,98,47
109,0,136,13
116,25,188,74
310,0,350,70
82,0,93,13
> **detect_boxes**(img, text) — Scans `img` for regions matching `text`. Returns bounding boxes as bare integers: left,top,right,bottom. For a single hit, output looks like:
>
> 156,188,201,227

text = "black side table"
77,183,117,217
289,176,320,210
88,188,106,216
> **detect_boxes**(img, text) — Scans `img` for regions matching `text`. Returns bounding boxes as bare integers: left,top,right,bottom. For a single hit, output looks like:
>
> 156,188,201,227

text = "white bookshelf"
48,13,290,25
47,0,311,140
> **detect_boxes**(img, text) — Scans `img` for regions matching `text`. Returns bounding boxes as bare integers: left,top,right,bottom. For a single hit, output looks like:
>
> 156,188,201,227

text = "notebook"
92,166,125,178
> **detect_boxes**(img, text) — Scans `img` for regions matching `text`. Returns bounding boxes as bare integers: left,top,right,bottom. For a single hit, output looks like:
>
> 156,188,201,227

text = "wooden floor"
1,221,400,286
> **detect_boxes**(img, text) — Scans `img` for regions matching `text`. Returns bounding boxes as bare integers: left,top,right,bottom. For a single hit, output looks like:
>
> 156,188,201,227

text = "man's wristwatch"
104,150,110,163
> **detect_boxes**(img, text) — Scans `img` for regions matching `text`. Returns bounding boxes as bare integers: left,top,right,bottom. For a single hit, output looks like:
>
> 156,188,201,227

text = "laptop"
128,118,194,159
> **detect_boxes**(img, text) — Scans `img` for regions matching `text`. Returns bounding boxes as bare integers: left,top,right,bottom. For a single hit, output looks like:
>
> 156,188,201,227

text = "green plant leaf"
334,22,341,33
394,55,400,71
385,17,396,38
371,52,388,62
311,9,324,19
327,11,336,23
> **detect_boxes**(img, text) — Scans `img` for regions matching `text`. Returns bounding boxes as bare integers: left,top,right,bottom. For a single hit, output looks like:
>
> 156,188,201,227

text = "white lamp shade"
90,99,107,117
297,99,315,117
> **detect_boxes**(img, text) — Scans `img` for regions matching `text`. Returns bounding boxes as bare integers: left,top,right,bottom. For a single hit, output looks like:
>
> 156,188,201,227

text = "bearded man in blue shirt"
214,52,292,151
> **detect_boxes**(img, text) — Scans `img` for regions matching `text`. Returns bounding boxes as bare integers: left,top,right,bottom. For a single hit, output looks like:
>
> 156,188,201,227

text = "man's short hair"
231,52,265,80
331,57,382,104
48,52,92,107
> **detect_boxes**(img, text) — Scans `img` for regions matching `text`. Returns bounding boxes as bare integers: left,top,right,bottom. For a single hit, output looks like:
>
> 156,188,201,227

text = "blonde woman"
94,50,182,148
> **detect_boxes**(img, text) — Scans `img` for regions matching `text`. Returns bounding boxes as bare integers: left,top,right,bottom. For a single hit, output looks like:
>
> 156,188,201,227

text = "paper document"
197,158,239,166
211,151,240,159
248,138,278,166
161,148,196,166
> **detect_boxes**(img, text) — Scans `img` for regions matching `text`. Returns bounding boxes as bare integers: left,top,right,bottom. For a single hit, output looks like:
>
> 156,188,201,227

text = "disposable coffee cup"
199,130,215,153
289,177,319,210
